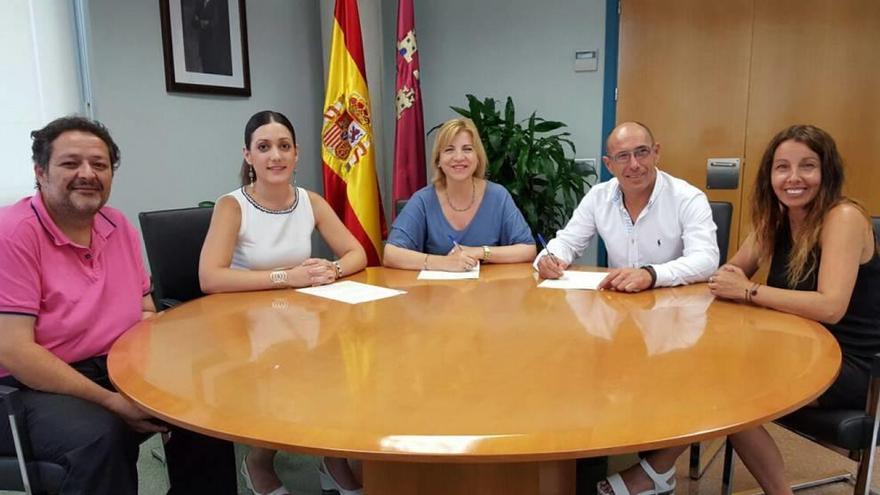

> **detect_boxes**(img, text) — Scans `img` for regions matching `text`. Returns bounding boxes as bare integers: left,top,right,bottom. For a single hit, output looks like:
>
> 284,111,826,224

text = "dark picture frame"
159,0,251,96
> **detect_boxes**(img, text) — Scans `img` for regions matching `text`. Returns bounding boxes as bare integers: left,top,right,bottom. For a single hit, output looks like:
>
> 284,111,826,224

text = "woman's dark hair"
31,116,120,188
751,124,849,286
240,110,297,186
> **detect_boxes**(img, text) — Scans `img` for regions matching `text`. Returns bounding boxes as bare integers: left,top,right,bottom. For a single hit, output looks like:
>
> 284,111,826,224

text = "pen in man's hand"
536,233,560,264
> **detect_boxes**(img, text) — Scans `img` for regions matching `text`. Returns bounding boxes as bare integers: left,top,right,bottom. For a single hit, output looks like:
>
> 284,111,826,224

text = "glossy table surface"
109,264,840,463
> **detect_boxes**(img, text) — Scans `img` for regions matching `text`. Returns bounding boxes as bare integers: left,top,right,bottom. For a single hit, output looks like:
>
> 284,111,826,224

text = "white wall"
86,0,326,224
416,0,606,156
1,0,82,205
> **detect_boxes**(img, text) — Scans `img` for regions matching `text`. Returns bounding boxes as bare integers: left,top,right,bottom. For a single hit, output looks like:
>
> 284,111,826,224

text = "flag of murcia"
392,0,427,213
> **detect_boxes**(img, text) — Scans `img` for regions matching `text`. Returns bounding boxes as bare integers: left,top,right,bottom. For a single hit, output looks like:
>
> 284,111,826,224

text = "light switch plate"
574,50,598,72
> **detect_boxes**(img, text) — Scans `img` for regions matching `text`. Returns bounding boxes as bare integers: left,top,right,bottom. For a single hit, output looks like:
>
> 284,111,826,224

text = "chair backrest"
395,199,408,216
710,201,733,264
139,206,214,309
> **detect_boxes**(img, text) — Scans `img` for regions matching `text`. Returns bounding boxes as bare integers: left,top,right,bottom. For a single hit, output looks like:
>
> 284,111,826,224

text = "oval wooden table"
108,264,841,495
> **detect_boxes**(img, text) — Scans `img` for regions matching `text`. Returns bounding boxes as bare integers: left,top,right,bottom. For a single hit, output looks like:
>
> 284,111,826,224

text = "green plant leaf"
483,97,497,114
450,106,471,118
526,112,536,139
533,121,566,133
487,129,503,151
466,95,484,129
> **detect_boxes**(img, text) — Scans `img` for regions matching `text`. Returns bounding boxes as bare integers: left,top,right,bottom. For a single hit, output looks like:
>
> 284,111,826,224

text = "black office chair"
138,206,214,310
395,199,409,217
720,353,880,495
710,201,733,264
140,205,234,467
0,386,65,494
141,205,240,483
682,201,736,481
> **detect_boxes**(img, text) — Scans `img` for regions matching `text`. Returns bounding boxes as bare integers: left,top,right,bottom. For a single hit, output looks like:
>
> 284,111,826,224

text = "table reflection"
564,287,712,355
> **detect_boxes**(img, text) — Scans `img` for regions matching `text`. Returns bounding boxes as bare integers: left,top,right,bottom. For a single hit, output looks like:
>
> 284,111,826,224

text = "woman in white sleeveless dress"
200,111,366,495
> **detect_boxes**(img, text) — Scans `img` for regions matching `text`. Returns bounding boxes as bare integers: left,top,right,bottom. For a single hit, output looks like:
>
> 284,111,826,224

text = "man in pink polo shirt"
0,116,235,494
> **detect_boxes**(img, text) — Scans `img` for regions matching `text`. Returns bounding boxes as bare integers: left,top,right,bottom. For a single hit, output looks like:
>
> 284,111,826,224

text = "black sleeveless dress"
767,221,880,409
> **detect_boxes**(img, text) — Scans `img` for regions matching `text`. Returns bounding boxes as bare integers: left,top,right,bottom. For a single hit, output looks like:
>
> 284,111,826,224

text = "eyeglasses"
610,145,653,164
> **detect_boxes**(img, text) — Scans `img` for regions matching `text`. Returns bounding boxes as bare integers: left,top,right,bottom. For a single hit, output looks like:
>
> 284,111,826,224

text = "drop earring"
248,165,255,184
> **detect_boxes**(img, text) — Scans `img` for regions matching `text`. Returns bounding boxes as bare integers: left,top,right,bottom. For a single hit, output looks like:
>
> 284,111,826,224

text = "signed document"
537,270,607,290
417,263,480,280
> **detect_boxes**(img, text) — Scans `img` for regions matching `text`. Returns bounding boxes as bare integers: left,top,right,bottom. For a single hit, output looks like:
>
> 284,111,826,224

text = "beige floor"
146,423,879,494
666,423,873,495
1,423,875,494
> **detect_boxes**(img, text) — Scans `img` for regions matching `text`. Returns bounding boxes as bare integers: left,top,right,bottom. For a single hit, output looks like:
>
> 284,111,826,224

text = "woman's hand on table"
708,264,752,301
300,258,339,286
432,249,479,272
454,245,485,262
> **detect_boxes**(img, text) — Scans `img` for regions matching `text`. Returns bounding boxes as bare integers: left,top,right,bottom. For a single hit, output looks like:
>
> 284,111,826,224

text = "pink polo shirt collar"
30,192,117,252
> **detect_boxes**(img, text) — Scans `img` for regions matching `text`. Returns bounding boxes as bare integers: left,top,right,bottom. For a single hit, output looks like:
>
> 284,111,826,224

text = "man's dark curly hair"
31,116,120,172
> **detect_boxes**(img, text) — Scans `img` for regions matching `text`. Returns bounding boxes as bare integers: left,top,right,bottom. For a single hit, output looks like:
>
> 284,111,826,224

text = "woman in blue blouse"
383,118,536,270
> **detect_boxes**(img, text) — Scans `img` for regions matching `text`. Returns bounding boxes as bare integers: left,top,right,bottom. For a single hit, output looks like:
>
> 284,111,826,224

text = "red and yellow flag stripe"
321,0,386,266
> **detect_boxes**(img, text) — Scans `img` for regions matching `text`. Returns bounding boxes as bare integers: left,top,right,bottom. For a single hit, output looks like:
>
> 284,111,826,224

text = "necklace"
242,185,299,214
445,180,476,212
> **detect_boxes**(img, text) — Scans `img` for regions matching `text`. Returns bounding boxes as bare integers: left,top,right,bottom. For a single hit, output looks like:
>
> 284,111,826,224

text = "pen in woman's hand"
447,234,463,253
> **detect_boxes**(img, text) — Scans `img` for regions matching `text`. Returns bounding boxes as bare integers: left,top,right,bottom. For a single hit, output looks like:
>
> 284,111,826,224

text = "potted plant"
443,94,596,239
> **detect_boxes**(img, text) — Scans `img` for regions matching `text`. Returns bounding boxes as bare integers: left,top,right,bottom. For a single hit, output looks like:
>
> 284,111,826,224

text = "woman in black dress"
708,124,880,495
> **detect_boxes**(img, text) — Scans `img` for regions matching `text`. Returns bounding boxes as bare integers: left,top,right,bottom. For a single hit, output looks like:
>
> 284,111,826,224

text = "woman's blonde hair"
752,124,871,287
430,118,488,188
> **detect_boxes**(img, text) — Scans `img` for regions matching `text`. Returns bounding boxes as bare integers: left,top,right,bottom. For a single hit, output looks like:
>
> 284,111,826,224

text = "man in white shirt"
537,121,718,291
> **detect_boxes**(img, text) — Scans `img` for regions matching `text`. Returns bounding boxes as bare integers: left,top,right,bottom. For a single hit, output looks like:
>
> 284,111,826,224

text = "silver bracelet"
270,270,288,285
332,260,343,279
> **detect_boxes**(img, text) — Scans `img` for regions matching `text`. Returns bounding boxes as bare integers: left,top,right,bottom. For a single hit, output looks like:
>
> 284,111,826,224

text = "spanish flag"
321,0,386,266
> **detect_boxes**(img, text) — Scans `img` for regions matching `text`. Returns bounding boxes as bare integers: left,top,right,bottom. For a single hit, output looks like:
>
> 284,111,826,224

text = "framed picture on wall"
159,0,251,96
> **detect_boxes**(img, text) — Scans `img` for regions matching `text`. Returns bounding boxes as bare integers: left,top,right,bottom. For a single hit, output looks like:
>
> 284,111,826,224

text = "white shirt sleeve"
533,190,598,269
651,192,719,286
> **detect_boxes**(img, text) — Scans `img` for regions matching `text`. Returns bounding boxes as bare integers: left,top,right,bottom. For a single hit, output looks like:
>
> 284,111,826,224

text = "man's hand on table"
598,268,653,293
104,392,168,434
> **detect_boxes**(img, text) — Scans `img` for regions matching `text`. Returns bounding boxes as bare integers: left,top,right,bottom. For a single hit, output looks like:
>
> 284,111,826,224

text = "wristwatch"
640,265,657,288
482,245,491,261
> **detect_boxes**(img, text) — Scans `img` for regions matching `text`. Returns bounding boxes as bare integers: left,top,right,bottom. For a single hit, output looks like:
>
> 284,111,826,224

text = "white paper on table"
417,263,480,280
537,270,607,290
295,281,406,304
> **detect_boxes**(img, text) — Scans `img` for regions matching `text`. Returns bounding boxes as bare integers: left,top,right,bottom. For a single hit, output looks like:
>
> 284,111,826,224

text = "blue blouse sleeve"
386,190,429,252
498,187,535,245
